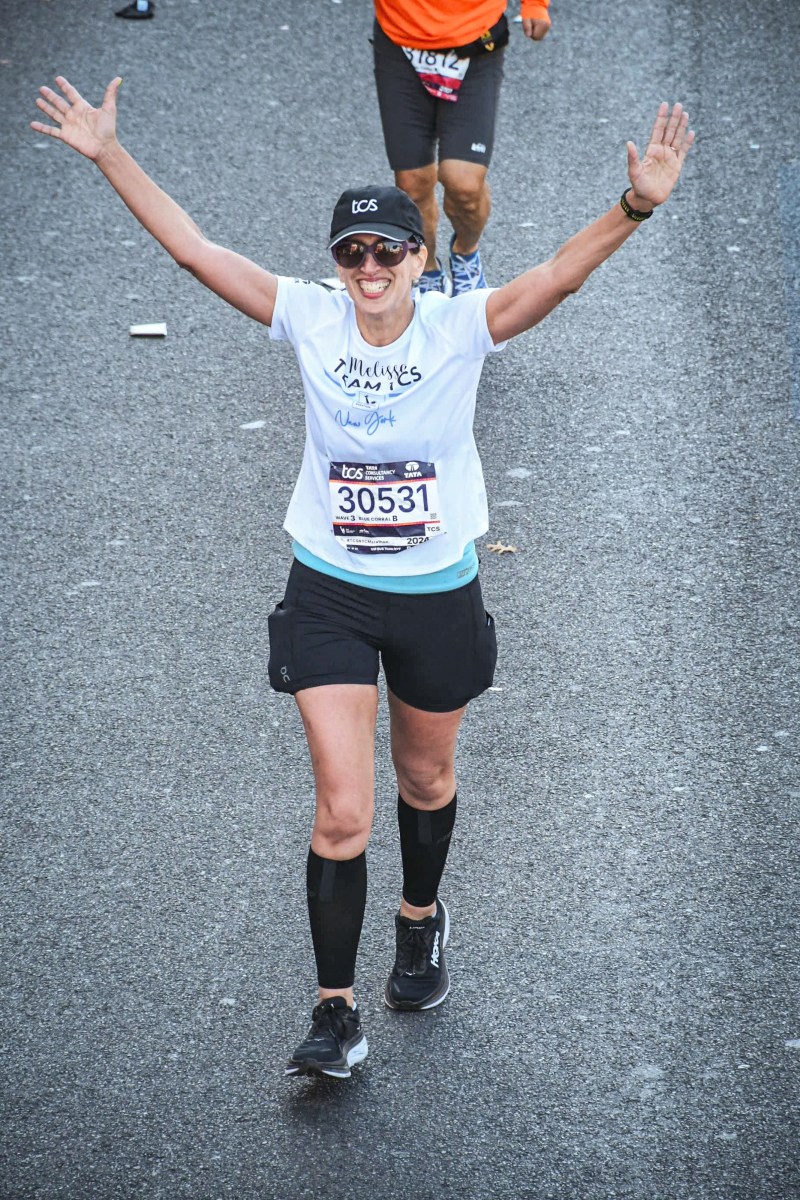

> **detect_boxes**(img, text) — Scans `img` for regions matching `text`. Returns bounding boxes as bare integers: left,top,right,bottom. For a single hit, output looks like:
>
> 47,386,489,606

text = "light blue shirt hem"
291,541,478,594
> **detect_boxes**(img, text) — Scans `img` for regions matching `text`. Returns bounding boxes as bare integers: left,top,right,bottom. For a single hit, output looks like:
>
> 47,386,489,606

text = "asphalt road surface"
2,1,799,1197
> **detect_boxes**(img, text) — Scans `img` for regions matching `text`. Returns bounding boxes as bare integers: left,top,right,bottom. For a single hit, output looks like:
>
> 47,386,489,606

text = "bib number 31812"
329,460,446,555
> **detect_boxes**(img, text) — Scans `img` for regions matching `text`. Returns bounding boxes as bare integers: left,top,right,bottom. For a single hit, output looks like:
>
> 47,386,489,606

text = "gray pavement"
2,1,799,1197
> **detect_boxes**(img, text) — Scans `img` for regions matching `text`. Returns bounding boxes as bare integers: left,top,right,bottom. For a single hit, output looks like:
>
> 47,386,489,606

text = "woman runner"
31,76,694,1079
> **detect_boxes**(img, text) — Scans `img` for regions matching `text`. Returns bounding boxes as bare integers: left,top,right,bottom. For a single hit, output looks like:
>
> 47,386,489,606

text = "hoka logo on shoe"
431,931,440,967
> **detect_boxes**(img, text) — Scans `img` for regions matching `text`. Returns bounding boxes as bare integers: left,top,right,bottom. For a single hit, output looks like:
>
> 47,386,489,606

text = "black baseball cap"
328,185,425,249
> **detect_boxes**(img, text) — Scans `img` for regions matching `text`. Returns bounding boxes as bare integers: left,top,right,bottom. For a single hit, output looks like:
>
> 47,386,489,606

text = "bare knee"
395,761,454,809
313,793,373,859
442,177,488,221
396,165,437,208
439,162,490,224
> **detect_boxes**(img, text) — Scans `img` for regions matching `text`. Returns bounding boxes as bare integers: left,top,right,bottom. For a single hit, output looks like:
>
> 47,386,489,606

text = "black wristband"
620,188,653,222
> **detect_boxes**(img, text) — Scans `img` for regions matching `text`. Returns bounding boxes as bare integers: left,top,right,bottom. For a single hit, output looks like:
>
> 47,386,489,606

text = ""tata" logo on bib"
352,198,378,213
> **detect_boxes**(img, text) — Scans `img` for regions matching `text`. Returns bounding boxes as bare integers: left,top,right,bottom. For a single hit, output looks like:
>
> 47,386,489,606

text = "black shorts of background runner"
268,559,497,713
372,19,505,172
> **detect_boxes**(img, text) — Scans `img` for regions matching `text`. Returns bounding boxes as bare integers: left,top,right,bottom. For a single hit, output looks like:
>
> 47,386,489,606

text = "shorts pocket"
267,602,295,693
473,608,498,695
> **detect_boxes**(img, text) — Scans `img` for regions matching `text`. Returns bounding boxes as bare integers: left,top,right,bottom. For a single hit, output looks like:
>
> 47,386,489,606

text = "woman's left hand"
626,102,695,207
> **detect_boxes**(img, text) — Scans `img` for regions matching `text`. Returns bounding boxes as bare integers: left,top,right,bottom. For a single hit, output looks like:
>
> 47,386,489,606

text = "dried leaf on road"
487,541,518,554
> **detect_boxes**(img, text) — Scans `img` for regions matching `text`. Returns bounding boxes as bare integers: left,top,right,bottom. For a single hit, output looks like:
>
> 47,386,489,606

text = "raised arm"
486,102,695,344
31,76,277,326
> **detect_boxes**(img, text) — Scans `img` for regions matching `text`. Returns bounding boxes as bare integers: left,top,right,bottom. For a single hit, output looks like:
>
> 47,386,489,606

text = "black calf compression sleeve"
306,848,367,989
397,792,457,908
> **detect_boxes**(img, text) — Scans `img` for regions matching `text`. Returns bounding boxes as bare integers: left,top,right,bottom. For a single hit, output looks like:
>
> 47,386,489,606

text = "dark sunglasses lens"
333,241,365,268
373,241,406,266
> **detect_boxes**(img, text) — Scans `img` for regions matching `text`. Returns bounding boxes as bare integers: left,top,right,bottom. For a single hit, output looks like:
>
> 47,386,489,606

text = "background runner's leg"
438,159,490,255
395,164,439,262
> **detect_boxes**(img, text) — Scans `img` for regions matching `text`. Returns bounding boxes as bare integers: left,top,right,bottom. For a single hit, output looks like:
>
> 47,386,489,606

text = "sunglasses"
331,238,421,270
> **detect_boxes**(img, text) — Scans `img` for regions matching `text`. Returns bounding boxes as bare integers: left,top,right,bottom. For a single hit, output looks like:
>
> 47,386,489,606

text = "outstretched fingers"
673,110,692,149
35,94,65,125
662,107,695,171
627,101,696,206
39,84,70,116
625,140,640,176
652,102,694,156
646,101,670,148
31,74,121,159
646,102,696,175
102,77,122,111
662,102,684,146
30,119,62,139
32,86,68,138
32,80,77,139
676,125,696,166
54,76,84,105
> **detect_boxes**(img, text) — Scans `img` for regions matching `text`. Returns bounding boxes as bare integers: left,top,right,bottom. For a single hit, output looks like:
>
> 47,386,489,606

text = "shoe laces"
396,921,435,975
310,1000,350,1042
450,249,485,290
416,259,446,294
416,276,442,294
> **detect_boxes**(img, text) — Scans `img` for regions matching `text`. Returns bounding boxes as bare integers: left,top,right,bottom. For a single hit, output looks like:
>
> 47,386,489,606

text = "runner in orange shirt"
373,1,551,295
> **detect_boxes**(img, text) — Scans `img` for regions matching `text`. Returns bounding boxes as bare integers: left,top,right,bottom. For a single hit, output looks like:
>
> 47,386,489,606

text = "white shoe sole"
285,1034,369,1079
384,899,451,1011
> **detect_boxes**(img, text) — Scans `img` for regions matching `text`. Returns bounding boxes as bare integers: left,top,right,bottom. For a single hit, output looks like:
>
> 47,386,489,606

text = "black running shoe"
384,899,450,1011
285,997,368,1079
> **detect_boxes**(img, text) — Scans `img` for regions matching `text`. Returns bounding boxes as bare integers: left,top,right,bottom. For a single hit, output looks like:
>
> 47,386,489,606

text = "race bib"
329,461,446,555
401,47,471,102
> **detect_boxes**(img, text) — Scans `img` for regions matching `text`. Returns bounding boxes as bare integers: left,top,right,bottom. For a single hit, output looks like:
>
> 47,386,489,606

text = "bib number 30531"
329,460,446,555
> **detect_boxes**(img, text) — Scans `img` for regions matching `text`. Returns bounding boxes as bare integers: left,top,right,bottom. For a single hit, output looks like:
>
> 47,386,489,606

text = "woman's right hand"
31,76,121,162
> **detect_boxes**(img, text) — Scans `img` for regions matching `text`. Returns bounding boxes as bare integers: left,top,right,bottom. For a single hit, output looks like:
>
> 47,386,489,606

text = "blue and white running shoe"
449,234,487,294
415,257,451,295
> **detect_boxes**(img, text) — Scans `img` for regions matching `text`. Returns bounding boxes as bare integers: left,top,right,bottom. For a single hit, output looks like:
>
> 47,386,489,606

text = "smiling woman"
31,73,694,1081
326,184,428,343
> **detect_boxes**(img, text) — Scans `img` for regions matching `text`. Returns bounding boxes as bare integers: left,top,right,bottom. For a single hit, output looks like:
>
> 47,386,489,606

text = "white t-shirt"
269,278,506,577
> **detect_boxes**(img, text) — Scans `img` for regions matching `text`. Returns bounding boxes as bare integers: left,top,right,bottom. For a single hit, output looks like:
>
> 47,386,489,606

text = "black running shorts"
267,560,497,713
372,20,506,172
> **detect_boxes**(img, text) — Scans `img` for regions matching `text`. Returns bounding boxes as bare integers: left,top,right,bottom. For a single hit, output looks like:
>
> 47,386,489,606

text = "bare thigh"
388,688,466,810
295,684,378,860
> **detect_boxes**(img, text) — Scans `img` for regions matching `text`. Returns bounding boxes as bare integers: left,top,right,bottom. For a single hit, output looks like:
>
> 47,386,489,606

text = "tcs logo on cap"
352,198,378,213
